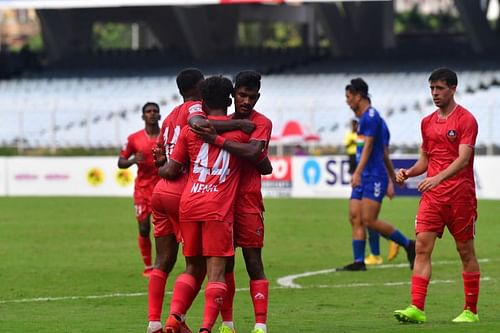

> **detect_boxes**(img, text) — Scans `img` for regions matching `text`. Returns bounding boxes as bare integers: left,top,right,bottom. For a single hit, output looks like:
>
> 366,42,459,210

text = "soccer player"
162,75,264,333
344,119,358,175
340,78,415,271
147,68,258,333
394,68,480,324
146,68,206,333
118,102,161,277
215,70,272,333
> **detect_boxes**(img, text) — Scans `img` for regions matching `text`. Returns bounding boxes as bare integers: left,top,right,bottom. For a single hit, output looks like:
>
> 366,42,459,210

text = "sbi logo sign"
301,158,351,186
303,159,321,185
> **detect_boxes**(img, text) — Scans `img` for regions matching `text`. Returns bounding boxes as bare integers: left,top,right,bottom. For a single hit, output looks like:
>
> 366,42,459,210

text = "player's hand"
191,124,217,144
350,171,361,188
152,143,166,166
395,168,409,184
386,180,395,199
236,119,256,134
417,176,440,192
134,152,145,164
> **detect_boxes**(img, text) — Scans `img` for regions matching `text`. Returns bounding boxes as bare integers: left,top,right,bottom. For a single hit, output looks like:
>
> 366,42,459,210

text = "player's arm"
383,146,397,183
158,159,183,179
351,135,374,187
417,144,473,192
189,115,255,134
396,150,429,184
255,154,273,175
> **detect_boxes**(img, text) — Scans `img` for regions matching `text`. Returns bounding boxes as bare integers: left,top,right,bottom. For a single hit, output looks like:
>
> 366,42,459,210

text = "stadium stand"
1,68,500,152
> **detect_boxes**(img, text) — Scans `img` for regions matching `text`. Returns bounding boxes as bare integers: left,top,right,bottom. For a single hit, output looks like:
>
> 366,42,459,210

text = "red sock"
250,279,269,324
148,269,167,321
184,271,206,313
220,272,235,321
411,275,429,311
170,273,197,316
202,282,227,330
463,271,480,314
138,235,152,267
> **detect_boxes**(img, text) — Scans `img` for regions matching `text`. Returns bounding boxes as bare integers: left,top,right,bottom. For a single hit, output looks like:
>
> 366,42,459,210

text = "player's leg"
365,227,383,265
137,211,153,276
340,188,366,271
219,256,236,332
234,212,269,333
147,192,181,333
450,205,480,323
394,231,437,324
199,221,233,333
166,222,204,333
242,247,269,333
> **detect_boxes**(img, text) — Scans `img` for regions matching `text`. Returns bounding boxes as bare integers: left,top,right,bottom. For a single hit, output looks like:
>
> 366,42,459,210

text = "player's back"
178,120,250,223
154,101,204,196
357,107,387,179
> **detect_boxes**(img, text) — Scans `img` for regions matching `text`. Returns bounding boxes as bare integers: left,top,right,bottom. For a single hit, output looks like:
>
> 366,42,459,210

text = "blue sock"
367,228,381,256
352,239,366,262
388,230,410,248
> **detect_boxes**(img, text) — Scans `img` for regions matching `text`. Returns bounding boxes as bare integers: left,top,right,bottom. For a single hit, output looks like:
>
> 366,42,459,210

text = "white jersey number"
193,143,231,183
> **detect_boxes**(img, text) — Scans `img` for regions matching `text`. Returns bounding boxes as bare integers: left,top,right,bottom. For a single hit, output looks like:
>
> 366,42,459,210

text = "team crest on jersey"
447,129,457,142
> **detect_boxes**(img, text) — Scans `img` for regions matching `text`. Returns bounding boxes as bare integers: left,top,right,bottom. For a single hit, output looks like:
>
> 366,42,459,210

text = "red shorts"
415,198,477,242
151,192,181,240
134,188,154,222
234,212,264,248
180,220,234,257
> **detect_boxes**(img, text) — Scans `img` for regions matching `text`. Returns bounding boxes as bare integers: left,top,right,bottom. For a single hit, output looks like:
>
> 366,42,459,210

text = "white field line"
276,258,492,288
0,259,492,304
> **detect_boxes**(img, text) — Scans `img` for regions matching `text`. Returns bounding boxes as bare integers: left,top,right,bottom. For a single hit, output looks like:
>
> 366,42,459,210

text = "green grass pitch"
1,197,499,332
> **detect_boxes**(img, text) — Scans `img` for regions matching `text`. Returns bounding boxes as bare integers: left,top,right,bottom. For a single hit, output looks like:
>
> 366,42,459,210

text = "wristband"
214,135,226,147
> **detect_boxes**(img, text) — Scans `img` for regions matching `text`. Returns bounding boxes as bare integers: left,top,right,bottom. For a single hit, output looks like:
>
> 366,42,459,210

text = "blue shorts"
350,177,388,203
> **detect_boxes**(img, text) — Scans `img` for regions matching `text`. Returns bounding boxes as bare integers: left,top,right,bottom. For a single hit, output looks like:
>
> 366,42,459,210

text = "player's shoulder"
251,109,272,123
128,129,145,140
456,105,477,122
183,100,203,114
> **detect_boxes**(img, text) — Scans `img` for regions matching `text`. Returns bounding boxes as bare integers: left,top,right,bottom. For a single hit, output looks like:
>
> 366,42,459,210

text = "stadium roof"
0,0,389,9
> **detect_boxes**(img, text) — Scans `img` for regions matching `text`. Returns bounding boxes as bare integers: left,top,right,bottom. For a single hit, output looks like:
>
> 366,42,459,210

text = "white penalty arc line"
0,277,493,305
0,259,492,305
277,258,492,288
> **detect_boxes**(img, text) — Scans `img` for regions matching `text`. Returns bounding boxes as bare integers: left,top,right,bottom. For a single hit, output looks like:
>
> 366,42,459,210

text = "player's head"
345,78,371,115
141,102,161,124
233,70,261,117
176,68,204,99
200,75,233,115
428,67,457,109
351,118,358,131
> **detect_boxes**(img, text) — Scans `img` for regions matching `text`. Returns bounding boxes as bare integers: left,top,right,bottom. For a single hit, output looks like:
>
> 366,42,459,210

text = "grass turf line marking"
277,258,491,288
1,259,491,304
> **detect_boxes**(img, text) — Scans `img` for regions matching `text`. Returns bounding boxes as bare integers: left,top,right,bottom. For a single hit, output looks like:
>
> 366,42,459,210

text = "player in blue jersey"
364,118,401,265
340,78,416,271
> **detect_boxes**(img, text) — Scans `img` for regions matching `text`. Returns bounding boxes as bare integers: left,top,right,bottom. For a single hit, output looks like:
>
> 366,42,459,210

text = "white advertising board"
474,156,500,200
291,156,352,198
6,157,136,196
0,157,6,196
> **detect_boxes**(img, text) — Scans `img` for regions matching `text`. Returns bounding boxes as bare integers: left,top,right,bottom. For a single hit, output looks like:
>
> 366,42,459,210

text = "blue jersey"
356,107,388,180
382,118,390,148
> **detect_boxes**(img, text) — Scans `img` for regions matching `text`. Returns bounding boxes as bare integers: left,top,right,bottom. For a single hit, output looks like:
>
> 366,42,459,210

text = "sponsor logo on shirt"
447,129,457,142
190,182,219,193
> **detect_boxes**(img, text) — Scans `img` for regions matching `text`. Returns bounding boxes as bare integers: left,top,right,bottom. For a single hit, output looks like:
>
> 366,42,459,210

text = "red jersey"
154,101,205,196
235,110,273,213
170,116,250,223
120,129,160,194
420,105,478,205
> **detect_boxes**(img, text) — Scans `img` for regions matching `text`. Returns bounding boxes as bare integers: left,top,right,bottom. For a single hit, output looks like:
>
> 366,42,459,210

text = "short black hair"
176,68,204,96
345,77,370,101
234,70,261,91
429,67,458,87
200,76,233,109
142,102,159,114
